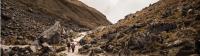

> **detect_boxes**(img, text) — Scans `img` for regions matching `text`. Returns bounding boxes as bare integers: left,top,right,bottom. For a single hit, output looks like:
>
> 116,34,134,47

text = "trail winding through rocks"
0,31,90,56
58,31,89,56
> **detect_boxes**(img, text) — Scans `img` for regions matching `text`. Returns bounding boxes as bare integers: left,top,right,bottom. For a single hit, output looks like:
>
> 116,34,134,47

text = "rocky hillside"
1,0,111,44
82,0,200,56
1,0,111,55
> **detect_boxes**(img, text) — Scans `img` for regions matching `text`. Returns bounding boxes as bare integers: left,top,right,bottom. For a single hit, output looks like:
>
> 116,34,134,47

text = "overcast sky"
80,0,159,23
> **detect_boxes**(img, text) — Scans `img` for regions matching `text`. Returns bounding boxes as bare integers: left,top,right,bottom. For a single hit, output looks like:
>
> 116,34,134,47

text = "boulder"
39,46,55,56
176,44,195,56
148,23,177,33
36,21,66,45
40,21,61,39
30,46,37,52
78,44,92,54
48,32,62,44
82,44,92,49
58,53,67,56
161,8,172,18
89,47,105,56
55,46,66,53
187,9,194,14
78,47,90,54
92,47,104,53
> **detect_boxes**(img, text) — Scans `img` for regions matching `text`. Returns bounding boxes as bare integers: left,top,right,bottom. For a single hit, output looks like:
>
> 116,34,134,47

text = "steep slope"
83,0,200,56
1,0,111,45
1,0,111,55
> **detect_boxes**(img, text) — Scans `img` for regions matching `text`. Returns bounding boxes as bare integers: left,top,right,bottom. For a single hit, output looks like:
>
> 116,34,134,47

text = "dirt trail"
58,32,89,56
0,32,89,56
58,45,87,56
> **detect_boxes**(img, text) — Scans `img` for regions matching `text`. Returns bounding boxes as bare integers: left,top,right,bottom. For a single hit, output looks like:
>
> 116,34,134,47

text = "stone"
92,47,104,53
78,44,92,54
40,21,61,39
148,23,177,33
40,46,53,55
78,48,90,54
176,44,195,56
195,15,200,20
55,46,66,52
42,42,50,47
59,53,67,56
30,46,37,52
82,44,92,49
187,9,194,14
129,46,135,50
17,36,23,39
161,9,172,18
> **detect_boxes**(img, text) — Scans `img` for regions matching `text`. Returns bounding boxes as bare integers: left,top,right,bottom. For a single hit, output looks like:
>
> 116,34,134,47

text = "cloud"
80,0,159,23
109,0,119,6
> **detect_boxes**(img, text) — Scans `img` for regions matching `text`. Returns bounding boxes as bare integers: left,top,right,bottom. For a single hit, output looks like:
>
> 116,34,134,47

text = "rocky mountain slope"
1,0,111,55
1,0,111,45
82,0,200,56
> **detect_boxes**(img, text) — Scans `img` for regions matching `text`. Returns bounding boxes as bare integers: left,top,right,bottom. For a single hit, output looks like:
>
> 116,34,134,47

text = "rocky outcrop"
83,0,200,56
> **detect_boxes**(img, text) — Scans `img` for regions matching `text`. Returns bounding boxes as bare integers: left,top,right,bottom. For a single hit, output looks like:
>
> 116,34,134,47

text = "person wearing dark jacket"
67,42,71,52
71,43,76,53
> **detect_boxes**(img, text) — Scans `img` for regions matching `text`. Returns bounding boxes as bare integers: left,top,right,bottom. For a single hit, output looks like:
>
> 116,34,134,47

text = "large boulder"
91,47,104,53
36,21,65,45
40,21,62,39
148,23,177,33
78,44,92,54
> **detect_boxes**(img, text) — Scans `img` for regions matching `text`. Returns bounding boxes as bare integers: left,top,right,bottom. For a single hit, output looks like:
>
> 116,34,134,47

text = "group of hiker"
67,41,76,53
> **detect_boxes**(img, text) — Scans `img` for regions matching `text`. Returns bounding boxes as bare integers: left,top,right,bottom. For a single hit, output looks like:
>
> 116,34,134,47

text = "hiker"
71,43,76,53
67,42,71,52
